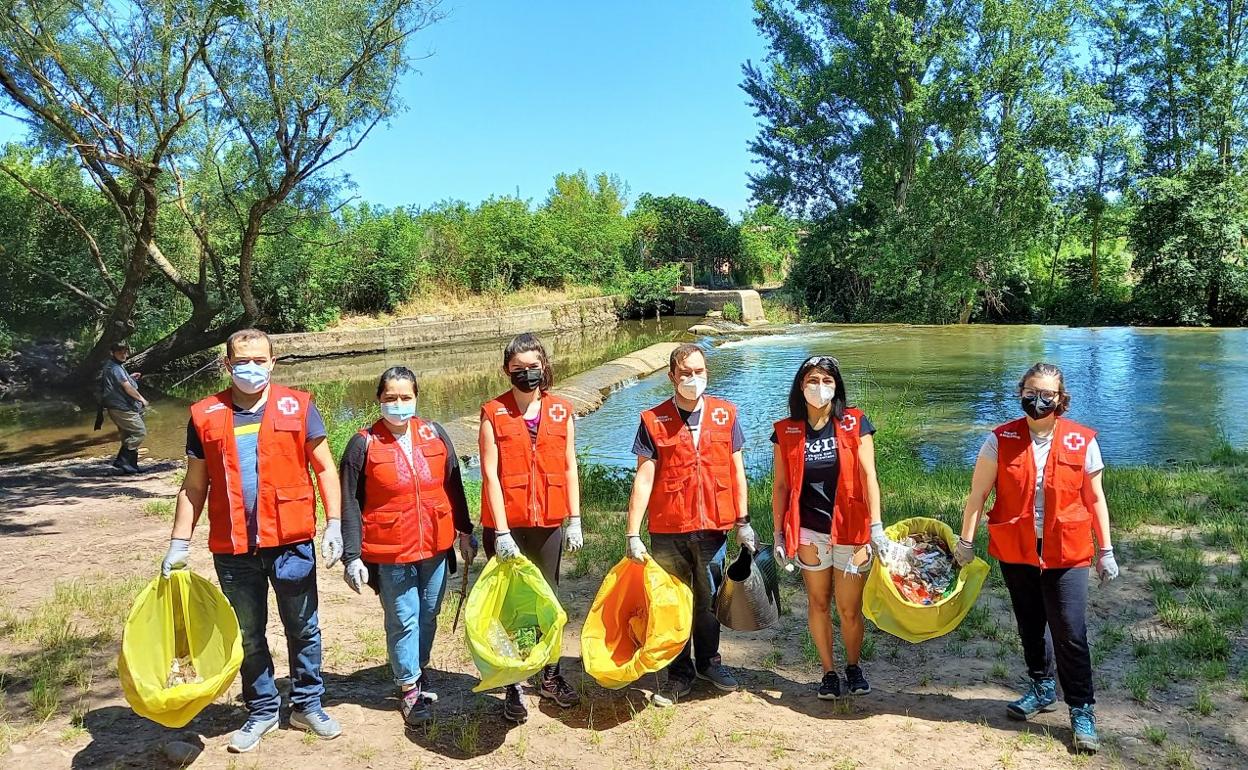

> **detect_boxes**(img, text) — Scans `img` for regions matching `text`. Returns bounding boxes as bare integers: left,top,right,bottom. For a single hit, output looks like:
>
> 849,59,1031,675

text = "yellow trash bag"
863,516,990,643
118,570,243,728
465,555,567,692
581,556,693,690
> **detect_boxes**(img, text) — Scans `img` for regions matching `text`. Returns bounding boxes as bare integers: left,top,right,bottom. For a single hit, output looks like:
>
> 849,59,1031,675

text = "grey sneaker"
227,715,279,753
289,707,342,740
695,658,739,692
651,676,693,708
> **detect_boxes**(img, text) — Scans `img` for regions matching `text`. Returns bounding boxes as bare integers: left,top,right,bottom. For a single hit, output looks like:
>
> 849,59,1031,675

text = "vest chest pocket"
369,449,404,488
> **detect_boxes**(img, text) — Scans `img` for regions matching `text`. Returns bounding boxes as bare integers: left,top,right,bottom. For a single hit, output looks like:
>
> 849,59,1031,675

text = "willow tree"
0,0,441,376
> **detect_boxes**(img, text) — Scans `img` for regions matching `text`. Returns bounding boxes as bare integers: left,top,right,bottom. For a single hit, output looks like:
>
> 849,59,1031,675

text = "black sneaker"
538,670,580,708
400,687,431,727
845,664,870,695
651,676,693,708
503,684,528,724
817,671,843,700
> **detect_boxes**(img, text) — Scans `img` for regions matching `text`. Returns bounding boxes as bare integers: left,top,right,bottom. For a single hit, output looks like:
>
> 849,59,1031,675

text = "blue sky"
0,1,771,218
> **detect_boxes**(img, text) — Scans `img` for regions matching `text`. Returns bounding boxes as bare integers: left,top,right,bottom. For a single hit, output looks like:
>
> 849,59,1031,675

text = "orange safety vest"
358,418,456,564
773,408,871,555
189,385,317,555
642,396,740,534
480,390,574,529
987,417,1098,569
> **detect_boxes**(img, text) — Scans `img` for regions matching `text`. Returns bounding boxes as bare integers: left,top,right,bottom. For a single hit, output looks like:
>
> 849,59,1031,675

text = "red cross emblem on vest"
276,396,299,416
710,407,729,426
549,403,568,423
1063,432,1086,452
418,424,438,442
840,414,857,432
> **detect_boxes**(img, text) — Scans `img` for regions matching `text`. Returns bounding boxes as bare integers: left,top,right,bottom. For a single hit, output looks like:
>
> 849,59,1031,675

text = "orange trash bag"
581,556,693,690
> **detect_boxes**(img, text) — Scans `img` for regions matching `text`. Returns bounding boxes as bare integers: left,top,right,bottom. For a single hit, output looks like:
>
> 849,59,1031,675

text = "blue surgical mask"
230,362,270,394
381,401,416,425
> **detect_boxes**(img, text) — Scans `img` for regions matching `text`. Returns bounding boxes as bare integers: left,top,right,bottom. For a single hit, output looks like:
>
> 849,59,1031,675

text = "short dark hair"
226,328,273,359
503,333,554,390
668,343,705,372
376,366,419,399
110,341,130,353
788,355,848,422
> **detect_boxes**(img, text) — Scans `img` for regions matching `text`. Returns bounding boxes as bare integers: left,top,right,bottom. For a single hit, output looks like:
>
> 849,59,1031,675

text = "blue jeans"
214,541,323,720
376,552,450,687
650,530,727,680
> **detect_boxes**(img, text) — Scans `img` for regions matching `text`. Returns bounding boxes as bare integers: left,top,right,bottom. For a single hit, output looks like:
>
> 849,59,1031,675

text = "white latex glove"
494,531,521,561
161,538,190,578
736,521,758,552
344,558,369,594
869,521,890,556
1096,547,1119,584
954,537,976,567
458,531,478,565
565,516,584,552
626,534,648,563
772,532,791,570
321,518,343,567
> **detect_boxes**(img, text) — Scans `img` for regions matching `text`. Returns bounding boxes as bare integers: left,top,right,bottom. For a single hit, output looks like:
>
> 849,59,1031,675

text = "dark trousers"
650,530,727,681
214,541,324,720
483,525,564,677
999,560,1095,706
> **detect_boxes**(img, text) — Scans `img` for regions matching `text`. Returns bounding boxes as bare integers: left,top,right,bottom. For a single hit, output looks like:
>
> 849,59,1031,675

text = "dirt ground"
2,459,1245,770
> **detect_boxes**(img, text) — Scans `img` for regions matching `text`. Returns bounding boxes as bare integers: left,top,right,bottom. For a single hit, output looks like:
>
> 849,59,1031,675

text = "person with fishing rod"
771,355,883,699
337,366,475,728
478,332,583,723
954,362,1118,754
624,343,755,708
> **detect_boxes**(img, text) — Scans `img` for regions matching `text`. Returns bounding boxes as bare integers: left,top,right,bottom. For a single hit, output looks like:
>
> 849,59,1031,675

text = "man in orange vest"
160,329,344,753
624,343,754,707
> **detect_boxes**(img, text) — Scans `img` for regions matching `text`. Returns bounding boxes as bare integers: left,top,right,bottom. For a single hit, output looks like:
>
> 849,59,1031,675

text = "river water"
3,323,1245,470
578,324,1248,473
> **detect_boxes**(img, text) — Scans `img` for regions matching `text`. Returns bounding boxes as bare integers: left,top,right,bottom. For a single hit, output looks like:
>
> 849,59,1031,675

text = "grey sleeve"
1085,437,1105,474
730,418,745,453
977,432,998,463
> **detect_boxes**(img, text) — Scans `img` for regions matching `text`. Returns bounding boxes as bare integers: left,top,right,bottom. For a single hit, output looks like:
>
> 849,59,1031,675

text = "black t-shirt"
770,414,876,534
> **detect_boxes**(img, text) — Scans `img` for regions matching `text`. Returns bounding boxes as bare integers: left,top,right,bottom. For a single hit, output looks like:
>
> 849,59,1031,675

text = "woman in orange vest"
478,333,582,723
339,366,476,728
954,362,1118,754
770,355,881,699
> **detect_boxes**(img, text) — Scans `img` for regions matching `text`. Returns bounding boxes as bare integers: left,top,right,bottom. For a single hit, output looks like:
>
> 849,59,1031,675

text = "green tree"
630,194,741,286
540,171,632,284
0,0,442,377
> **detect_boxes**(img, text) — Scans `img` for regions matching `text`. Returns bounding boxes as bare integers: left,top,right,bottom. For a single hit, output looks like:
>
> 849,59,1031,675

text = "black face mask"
510,368,543,393
1021,394,1058,420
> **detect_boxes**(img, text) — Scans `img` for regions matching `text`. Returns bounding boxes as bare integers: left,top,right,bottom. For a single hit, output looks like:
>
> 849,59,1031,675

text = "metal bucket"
715,545,782,631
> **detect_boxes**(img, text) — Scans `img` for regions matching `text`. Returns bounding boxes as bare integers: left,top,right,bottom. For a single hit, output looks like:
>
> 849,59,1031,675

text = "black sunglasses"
802,355,840,370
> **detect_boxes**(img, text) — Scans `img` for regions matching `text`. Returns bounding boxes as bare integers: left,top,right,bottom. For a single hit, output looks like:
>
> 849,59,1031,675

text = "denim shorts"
796,527,873,575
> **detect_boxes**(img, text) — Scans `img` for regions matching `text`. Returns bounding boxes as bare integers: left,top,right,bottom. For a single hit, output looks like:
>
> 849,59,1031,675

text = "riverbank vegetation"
747,0,1248,327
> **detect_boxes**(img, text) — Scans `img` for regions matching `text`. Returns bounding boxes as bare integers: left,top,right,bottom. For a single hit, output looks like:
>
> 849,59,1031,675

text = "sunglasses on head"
803,355,840,369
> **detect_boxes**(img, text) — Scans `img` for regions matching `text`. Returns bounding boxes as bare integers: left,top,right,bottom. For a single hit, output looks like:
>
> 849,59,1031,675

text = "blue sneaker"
1070,704,1100,753
227,715,279,753
290,707,342,740
1006,677,1057,720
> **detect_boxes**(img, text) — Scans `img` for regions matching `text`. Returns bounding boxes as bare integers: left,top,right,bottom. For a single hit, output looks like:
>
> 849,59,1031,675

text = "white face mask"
676,374,707,401
804,382,835,408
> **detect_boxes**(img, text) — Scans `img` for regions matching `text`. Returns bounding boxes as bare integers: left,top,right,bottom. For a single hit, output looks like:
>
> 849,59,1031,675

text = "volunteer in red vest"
338,366,475,728
478,333,583,723
954,362,1118,754
160,328,344,754
624,343,754,708
770,355,882,699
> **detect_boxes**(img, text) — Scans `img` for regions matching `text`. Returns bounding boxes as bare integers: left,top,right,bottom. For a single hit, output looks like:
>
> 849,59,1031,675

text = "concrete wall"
271,296,621,360
673,289,767,325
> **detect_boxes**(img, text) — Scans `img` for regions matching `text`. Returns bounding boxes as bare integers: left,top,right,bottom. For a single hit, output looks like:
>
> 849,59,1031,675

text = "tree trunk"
1090,212,1102,296
130,310,253,373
